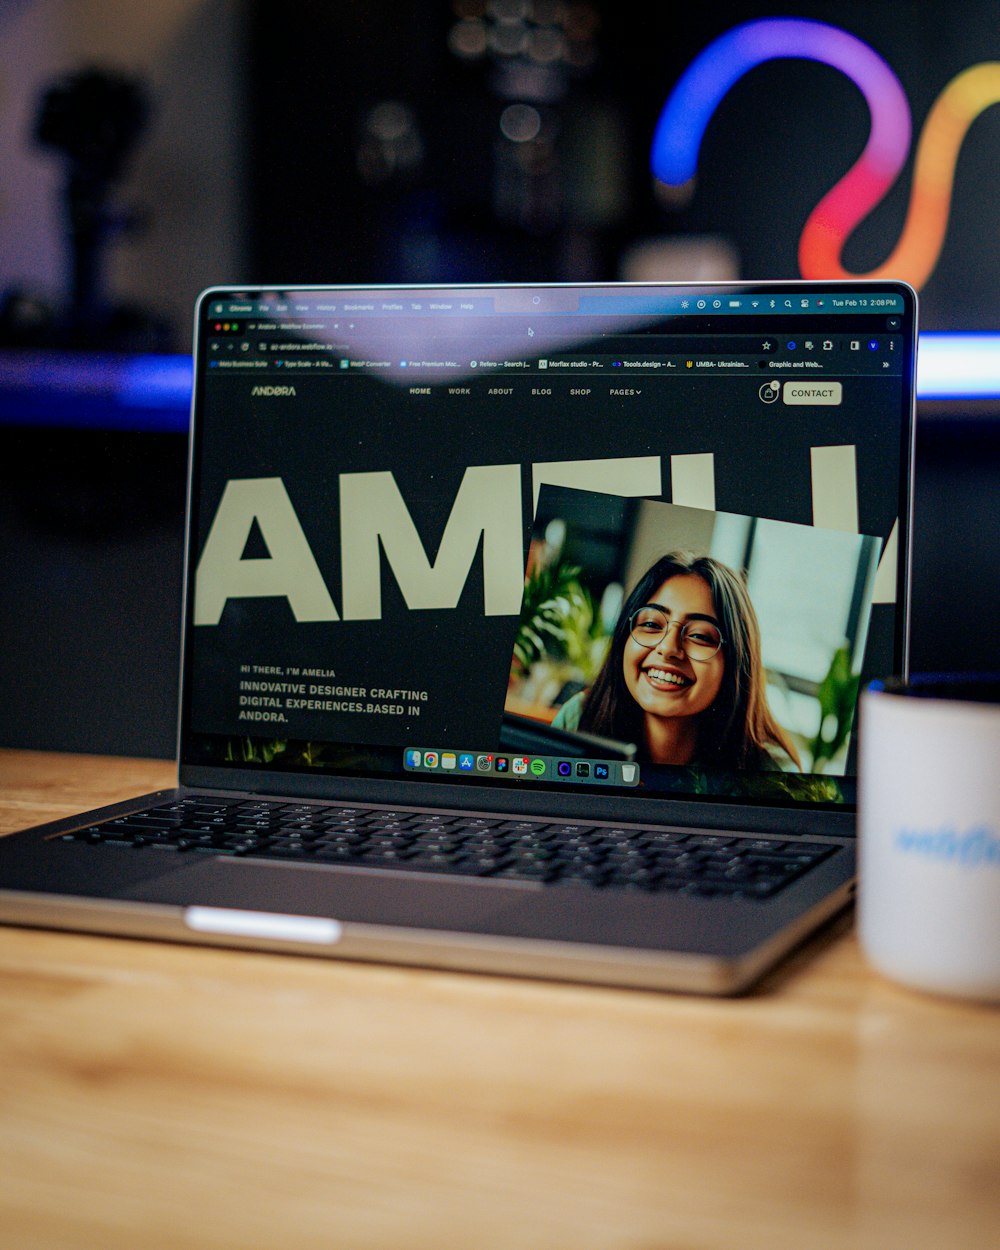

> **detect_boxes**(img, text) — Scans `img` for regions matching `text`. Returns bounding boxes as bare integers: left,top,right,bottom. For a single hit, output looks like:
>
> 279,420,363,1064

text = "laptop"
0,281,916,993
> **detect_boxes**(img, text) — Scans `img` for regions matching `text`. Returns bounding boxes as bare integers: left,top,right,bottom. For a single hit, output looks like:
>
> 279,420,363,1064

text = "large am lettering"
339,465,523,619
193,477,339,626
193,466,526,625
193,455,661,626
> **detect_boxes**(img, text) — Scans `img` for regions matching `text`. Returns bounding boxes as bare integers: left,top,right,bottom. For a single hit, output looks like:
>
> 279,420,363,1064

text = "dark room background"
1,0,997,756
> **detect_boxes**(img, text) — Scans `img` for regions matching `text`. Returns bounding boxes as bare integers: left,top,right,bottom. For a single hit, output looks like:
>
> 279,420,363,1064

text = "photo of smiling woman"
553,552,800,772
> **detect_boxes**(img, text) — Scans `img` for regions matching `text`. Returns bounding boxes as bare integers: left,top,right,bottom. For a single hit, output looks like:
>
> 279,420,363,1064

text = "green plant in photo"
513,557,609,684
298,741,325,767
807,643,861,773
224,737,288,765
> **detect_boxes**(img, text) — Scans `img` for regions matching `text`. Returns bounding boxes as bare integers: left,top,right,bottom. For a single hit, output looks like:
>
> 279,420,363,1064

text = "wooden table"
1,749,997,1250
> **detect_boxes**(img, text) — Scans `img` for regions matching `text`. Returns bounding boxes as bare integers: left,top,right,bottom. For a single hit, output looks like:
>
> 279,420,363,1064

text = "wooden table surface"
1,748,997,1250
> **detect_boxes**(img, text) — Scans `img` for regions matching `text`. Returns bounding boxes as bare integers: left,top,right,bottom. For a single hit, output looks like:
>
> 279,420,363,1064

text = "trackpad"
128,856,531,933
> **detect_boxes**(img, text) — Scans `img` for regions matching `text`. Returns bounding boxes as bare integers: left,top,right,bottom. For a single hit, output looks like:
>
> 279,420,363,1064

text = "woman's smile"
640,663,693,691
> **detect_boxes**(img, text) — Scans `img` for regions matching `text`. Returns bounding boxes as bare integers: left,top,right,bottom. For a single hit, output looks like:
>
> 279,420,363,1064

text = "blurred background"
1,0,997,756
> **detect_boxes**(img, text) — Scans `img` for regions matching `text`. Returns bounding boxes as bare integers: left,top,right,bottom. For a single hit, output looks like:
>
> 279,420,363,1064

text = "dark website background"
182,284,913,808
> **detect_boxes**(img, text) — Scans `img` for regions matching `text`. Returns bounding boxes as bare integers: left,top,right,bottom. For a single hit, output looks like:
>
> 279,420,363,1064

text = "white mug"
858,675,1000,1002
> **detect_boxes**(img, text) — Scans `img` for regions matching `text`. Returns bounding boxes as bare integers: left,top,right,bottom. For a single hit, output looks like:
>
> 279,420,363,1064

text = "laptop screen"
181,282,914,812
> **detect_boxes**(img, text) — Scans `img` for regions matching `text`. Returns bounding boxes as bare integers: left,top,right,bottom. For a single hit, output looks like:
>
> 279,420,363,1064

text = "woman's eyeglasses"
628,606,725,662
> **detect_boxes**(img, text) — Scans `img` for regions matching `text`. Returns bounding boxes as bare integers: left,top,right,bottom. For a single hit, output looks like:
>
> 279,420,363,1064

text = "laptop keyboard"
57,796,836,900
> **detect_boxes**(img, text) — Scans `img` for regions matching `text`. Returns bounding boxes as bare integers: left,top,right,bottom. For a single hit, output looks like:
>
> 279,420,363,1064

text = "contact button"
783,381,842,405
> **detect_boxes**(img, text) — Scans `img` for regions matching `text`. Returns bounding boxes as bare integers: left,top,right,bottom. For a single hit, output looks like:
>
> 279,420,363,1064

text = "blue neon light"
118,354,195,411
0,336,998,432
915,334,1000,400
649,20,907,190
0,352,193,432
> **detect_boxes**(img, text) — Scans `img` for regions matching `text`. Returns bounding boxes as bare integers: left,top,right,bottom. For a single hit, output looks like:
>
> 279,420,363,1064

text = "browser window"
182,283,914,811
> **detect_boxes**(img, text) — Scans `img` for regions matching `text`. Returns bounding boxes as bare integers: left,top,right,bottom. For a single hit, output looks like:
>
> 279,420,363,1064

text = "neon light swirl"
650,18,1000,290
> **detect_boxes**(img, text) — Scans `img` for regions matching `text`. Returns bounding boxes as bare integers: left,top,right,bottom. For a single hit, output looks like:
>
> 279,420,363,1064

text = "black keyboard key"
510,829,559,846
118,815,183,830
743,854,808,871
253,844,312,859
603,848,649,868
639,832,690,849
312,847,363,863
545,824,598,839
396,856,485,876
461,850,510,870
363,847,412,863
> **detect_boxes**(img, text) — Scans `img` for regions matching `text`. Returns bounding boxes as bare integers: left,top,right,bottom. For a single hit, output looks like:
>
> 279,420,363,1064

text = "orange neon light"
799,62,1000,287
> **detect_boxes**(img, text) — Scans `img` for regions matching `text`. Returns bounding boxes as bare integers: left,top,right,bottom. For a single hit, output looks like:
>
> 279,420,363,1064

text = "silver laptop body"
0,281,916,993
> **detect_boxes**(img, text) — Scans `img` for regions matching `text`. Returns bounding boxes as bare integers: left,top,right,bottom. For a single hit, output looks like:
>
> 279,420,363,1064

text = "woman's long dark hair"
577,552,799,770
